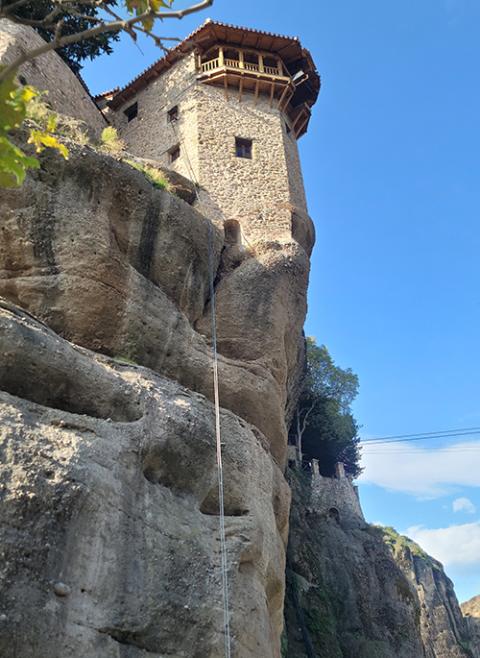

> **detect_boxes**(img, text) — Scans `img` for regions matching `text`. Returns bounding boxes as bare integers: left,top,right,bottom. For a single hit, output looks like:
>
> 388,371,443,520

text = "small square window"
169,144,180,163
124,102,138,122
235,137,252,159
167,105,179,123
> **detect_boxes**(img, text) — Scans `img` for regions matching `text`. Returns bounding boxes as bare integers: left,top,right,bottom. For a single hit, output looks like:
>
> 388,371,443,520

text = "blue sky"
81,0,480,602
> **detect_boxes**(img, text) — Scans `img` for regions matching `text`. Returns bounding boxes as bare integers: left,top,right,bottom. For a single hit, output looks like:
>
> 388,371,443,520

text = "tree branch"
0,0,214,82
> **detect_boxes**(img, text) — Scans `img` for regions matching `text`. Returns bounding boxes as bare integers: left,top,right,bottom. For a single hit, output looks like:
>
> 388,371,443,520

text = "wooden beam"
294,115,309,138
291,110,305,131
280,88,295,112
269,81,275,107
238,76,244,103
277,83,290,110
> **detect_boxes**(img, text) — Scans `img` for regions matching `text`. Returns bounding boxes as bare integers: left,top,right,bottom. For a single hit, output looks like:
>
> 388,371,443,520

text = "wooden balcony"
196,45,312,138
199,47,289,80
198,46,295,107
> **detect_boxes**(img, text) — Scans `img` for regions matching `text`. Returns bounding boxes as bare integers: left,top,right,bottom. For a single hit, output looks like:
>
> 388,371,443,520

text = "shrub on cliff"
290,338,362,478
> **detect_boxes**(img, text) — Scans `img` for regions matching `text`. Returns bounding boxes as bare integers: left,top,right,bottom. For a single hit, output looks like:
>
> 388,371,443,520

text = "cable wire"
361,426,480,444
168,120,232,658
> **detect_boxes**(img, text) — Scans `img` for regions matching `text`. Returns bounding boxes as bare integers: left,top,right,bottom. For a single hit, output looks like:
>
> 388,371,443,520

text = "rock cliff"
382,527,475,658
0,134,310,656
284,470,476,658
284,470,425,658
0,20,477,658
462,596,480,657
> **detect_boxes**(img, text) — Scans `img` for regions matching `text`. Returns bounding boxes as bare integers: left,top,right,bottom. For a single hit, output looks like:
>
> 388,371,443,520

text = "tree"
13,1,120,74
290,338,362,478
0,0,213,186
0,0,213,83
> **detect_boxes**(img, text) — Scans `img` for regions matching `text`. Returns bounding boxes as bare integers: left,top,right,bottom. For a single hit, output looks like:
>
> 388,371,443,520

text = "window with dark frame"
235,137,252,159
167,105,179,123
169,144,180,163
124,102,138,122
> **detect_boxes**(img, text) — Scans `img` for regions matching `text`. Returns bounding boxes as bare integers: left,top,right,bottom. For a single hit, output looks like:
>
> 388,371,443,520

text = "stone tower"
103,20,320,248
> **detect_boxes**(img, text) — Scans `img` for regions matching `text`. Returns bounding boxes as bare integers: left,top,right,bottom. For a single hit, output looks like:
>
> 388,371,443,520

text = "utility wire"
361,429,480,446
361,426,480,443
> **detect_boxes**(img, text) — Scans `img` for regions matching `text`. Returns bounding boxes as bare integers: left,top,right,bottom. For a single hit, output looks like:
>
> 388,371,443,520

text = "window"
235,137,252,159
167,105,178,123
124,102,138,122
169,144,180,163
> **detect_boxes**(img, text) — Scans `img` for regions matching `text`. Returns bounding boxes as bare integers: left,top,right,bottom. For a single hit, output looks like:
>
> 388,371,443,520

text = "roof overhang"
107,20,320,112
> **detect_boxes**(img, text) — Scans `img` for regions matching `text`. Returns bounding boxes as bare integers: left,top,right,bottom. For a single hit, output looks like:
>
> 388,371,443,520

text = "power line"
363,447,480,455
361,425,480,443
361,428,480,446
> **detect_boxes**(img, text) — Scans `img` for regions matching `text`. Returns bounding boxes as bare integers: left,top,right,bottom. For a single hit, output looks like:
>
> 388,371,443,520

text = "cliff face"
284,471,475,658
383,528,475,658
0,20,106,136
462,596,480,657
284,471,425,658
0,141,312,657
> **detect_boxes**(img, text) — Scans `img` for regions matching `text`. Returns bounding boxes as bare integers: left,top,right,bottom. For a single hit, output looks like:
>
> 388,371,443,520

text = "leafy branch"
0,0,213,187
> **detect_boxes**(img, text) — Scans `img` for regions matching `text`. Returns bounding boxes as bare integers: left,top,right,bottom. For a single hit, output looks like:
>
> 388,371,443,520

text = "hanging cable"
168,119,232,658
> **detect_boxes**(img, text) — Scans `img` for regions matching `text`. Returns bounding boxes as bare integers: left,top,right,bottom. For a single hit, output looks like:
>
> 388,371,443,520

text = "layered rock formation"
0,301,289,657
0,131,311,655
0,144,310,466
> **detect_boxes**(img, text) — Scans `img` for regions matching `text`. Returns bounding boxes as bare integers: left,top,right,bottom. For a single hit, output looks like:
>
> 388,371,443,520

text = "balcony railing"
201,58,220,72
225,58,241,69
199,49,287,79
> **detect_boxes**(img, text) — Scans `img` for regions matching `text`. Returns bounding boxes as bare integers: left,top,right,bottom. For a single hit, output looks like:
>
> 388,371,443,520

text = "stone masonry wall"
0,20,106,136
111,53,200,183
283,120,308,212
310,469,365,526
113,53,312,245
194,83,305,243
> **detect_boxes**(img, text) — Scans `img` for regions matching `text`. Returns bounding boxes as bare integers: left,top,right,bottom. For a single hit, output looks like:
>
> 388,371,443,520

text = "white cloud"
359,441,480,498
406,521,480,566
453,497,476,514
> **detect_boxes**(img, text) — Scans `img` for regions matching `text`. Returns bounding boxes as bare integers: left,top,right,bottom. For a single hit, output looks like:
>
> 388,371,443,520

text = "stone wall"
0,20,106,136
110,53,200,183
112,54,314,247
194,84,299,243
310,465,365,526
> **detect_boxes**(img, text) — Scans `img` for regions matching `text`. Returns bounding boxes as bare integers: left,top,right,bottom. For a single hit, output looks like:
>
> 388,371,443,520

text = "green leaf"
0,134,39,188
28,129,69,159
